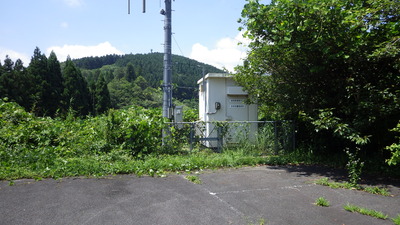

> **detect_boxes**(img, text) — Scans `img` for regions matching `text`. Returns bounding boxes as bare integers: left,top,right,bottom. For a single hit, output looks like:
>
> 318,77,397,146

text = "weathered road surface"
1,165,399,225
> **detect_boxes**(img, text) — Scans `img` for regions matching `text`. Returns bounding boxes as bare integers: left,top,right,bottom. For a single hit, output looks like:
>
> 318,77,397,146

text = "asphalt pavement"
0,165,399,225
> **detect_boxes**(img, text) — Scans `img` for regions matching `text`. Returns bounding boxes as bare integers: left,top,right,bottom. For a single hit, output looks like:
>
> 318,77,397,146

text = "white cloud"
60,22,69,29
46,42,124,61
189,32,250,72
0,47,30,66
63,0,84,7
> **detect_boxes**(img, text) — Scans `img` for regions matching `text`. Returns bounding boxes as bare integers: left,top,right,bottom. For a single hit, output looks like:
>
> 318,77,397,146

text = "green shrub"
386,121,400,166
315,197,330,207
0,100,163,170
345,148,364,187
102,108,163,156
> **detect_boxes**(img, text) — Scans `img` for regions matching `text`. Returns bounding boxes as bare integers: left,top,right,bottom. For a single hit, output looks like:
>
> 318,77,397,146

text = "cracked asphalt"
0,165,399,225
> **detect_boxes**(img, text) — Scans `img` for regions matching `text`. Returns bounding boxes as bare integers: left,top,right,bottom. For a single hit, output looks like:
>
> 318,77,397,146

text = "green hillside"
1,49,223,117
73,53,224,108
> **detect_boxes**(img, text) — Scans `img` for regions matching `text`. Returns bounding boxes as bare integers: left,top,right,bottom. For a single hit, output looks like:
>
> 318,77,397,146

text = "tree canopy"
63,57,91,116
235,0,400,160
1,49,220,117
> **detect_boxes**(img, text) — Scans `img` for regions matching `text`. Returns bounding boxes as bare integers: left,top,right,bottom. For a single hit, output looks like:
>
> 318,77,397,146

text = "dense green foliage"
0,57,32,111
386,121,400,165
93,75,111,115
2,1,400,180
236,0,400,165
77,53,223,103
0,99,164,178
0,100,255,179
46,51,65,116
63,57,92,116
1,49,221,117
1,98,399,180
0,48,112,117
0,99,319,180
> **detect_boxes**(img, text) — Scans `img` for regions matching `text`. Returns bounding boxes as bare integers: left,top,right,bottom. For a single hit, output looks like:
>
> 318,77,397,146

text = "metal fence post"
217,126,223,152
189,123,194,151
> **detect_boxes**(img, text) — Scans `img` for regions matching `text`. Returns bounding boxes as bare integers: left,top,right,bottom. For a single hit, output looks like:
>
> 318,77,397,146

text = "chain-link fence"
166,121,295,154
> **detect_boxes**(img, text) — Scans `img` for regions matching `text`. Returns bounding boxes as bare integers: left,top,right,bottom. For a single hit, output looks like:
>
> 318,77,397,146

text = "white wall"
197,73,258,147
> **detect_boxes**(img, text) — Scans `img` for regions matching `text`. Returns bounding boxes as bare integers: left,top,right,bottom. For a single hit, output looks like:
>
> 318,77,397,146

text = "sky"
0,0,270,72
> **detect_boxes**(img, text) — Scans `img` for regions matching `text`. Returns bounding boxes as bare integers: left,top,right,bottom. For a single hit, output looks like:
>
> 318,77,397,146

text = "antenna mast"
128,0,174,145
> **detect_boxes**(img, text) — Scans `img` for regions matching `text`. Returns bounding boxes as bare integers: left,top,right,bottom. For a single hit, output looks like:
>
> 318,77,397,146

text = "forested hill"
73,53,224,100
1,49,223,118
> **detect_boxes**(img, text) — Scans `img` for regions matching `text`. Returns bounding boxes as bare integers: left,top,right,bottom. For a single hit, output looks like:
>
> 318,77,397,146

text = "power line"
172,33,185,56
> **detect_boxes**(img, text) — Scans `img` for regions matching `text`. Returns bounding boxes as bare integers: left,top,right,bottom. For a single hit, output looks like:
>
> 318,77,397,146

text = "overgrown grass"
0,148,292,180
392,214,400,225
315,178,390,196
343,203,388,220
185,175,201,184
0,100,293,180
1,99,398,184
315,197,330,207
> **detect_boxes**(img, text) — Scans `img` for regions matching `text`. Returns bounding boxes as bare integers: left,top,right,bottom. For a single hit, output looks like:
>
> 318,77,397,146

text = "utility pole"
161,0,173,145
128,0,173,145
162,0,172,120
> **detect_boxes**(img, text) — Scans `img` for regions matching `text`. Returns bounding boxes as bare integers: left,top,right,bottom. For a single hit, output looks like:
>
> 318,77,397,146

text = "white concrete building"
197,73,257,147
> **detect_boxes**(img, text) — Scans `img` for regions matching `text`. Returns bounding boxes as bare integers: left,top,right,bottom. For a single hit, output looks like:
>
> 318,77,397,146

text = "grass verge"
343,203,388,220
0,149,290,181
315,178,390,196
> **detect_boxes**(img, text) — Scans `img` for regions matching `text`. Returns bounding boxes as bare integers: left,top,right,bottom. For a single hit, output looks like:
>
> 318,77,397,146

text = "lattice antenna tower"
128,0,174,144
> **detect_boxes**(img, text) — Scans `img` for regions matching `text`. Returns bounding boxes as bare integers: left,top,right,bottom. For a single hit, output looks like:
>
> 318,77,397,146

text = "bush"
386,121,400,166
102,108,163,156
0,99,164,170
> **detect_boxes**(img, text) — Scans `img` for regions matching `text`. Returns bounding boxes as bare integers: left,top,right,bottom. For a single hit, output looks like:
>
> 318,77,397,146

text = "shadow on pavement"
266,164,400,194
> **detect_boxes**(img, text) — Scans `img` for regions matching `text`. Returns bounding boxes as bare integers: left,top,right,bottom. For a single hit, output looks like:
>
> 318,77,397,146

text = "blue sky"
0,0,270,71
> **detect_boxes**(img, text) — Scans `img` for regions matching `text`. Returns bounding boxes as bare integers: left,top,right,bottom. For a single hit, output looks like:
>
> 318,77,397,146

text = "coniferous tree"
11,59,31,109
45,51,64,116
2,56,13,72
14,59,24,71
94,75,111,114
0,57,31,109
125,63,136,82
63,56,91,116
88,81,96,114
0,56,13,101
27,47,48,116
